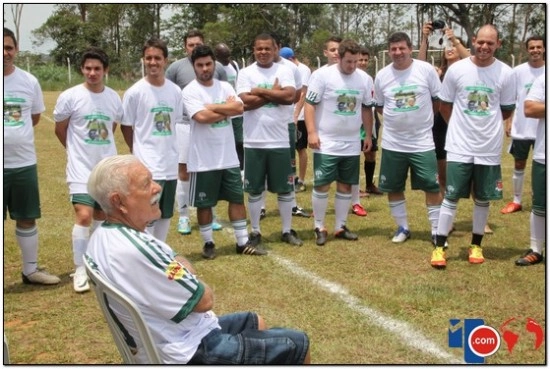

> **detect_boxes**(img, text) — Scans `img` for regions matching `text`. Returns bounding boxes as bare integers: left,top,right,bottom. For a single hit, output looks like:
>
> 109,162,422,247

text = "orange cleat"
500,202,522,214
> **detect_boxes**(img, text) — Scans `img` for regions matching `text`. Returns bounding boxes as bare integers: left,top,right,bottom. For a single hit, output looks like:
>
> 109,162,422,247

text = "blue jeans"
188,312,309,364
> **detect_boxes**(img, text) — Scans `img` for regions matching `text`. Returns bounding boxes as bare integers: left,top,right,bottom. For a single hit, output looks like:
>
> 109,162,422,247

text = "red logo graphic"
500,317,544,353
468,325,501,357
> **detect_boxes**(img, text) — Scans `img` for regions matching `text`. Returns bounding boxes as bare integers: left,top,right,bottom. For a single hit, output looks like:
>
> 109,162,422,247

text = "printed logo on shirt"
165,260,187,280
464,84,493,117
85,111,112,144
334,89,359,116
391,84,419,112
4,96,25,127
211,99,231,128
256,83,278,108
151,104,174,136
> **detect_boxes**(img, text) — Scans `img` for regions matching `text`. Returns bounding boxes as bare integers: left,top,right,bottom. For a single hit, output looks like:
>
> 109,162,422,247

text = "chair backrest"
4,334,9,364
84,256,162,364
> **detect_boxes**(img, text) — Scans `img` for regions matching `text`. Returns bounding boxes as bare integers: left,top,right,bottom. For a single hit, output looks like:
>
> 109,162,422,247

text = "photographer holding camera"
419,20,470,71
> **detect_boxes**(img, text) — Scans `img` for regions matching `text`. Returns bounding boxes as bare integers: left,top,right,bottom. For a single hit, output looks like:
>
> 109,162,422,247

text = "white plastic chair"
3,334,9,364
84,256,162,364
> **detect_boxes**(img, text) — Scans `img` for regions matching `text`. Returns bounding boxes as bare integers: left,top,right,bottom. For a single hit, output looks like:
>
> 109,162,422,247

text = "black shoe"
515,249,543,266
292,206,311,218
260,208,266,220
314,227,328,246
248,231,262,246
334,226,358,240
236,241,267,256
282,229,303,246
201,241,216,260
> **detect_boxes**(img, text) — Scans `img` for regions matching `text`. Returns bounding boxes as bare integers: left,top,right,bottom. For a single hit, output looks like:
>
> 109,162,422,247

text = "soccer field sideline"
6,92,540,364
38,109,521,364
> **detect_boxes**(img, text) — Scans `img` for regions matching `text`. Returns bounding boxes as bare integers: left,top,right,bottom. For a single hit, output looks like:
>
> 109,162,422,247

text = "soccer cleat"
366,184,383,195
314,227,328,246
236,241,267,256
260,208,266,220
334,226,358,240
292,206,311,218
392,226,411,243
177,217,192,235
212,219,223,231
201,241,216,260
351,203,367,217
282,229,303,246
515,249,543,266
431,247,447,268
22,268,61,285
501,202,522,214
72,265,90,292
468,245,485,264
248,231,262,247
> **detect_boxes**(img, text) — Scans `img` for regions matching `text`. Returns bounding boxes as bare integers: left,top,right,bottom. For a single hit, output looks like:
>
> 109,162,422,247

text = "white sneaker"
392,226,411,243
22,268,61,285
177,216,192,235
72,266,90,293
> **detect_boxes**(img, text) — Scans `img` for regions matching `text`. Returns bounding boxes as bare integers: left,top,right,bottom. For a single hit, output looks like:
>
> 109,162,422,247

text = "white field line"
272,255,465,364
41,113,55,123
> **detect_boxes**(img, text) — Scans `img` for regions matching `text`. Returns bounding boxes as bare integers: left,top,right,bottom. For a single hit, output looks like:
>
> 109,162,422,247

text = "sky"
4,3,56,53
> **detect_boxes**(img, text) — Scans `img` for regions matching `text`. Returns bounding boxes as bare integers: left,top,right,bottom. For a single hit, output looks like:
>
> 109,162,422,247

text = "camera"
432,20,445,29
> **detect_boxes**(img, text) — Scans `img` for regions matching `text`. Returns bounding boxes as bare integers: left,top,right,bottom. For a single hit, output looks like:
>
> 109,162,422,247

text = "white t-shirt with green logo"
4,67,45,168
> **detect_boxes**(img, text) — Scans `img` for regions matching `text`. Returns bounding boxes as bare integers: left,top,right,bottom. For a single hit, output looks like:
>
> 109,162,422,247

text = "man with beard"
182,45,265,259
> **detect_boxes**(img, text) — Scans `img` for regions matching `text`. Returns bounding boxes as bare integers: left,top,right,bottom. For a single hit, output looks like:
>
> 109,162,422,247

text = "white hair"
88,155,141,214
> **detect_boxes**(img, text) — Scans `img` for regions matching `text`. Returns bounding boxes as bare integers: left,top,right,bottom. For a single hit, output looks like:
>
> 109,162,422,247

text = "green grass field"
3,90,546,364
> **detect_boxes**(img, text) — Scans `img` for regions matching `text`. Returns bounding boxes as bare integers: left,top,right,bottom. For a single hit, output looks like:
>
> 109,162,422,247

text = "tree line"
13,4,547,79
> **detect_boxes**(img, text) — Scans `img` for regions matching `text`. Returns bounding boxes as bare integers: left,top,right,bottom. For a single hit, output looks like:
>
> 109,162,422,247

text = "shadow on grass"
456,245,528,262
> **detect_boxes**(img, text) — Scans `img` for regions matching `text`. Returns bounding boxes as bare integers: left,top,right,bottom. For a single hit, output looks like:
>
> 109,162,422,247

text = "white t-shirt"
236,62,295,148
276,57,300,124
439,57,516,159
296,62,312,121
374,59,441,153
86,223,220,364
306,64,374,156
525,74,545,164
182,79,242,172
4,67,45,168
121,78,182,180
510,62,545,140
54,84,123,194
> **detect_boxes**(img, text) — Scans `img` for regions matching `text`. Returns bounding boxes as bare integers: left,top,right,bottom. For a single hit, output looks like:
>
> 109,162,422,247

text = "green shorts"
288,123,296,174
509,139,535,161
378,149,440,193
189,168,244,208
312,153,359,187
445,162,503,201
3,165,41,220
232,117,244,144
156,179,177,219
70,193,102,210
244,148,293,195
532,160,546,215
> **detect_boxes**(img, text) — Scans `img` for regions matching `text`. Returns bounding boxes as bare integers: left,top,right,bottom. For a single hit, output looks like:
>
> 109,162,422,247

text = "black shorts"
432,112,447,160
296,120,308,150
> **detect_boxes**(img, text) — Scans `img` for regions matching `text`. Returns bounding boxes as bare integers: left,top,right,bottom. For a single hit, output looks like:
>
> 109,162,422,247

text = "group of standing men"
4,24,546,295
3,21,545,364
